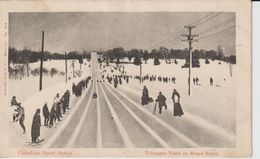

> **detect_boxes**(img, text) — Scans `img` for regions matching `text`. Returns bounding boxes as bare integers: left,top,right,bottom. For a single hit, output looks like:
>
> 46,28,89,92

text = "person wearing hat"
53,93,60,105
42,102,50,126
141,86,149,105
156,92,167,114
31,109,41,144
172,89,184,117
11,96,21,122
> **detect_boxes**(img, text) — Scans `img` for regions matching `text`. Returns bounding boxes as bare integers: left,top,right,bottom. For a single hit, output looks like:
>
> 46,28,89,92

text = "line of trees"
102,47,236,64
8,47,91,65
9,46,236,66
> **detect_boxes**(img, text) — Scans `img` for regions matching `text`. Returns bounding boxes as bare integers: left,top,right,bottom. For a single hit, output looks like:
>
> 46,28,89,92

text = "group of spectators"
106,74,130,88
133,75,177,84
43,90,71,128
72,76,91,97
10,76,93,145
193,77,200,85
141,86,184,116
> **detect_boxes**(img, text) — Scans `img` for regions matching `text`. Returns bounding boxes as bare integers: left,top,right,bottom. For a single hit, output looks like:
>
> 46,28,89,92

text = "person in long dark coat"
156,92,167,114
49,105,56,128
65,90,70,110
114,77,118,88
72,83,77,95
56,102,62,119
42,103,49,126
31,109,41,143
172,89,184,117
141,86,149,105
60,95,66,114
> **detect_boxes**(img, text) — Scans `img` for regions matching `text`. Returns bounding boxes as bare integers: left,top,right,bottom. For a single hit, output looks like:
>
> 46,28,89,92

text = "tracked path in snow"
43,53,233,148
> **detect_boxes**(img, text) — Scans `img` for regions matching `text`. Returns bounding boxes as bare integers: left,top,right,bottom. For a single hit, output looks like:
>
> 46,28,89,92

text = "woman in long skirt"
31,109,41,143
172,89,184,117
141,86,149,105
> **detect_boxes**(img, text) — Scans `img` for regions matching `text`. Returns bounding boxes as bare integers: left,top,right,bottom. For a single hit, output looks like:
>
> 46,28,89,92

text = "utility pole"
39,31,44,91
72,60,75,78
65,52,67,83
182,25,198,95
140,61,142,84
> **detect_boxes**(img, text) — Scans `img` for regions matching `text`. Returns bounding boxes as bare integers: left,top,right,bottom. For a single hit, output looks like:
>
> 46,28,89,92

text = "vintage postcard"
0,0,251,157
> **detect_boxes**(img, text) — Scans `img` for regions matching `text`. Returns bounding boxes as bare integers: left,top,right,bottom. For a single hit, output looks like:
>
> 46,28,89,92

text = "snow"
103,58,236,135
9,57,236,147
8,59,91,147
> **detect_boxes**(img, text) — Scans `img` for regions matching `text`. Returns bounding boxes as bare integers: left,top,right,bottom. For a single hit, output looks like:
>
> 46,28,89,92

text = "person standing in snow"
114,77,118,88
56,102,63,120
72,83,77,95
49,105,56,128
42,103,49,126
53,93,62,120
172,89,184,117
16,104,26,133
64,90,70,110
53,93,60,105
210,77,213,86
156,92,167,114
11,96,21,122
195,77,199,85
119,77,122,85
61,95,66,114
31,109,41,144
141,86,149,105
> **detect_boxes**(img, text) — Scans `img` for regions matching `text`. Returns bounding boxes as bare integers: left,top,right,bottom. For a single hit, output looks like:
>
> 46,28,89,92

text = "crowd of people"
10,76,91,145
141,86,184,116
72,76,91,97
105,73,179,89
47,90,71,128
193,77,200,85
134,75,177,84
106,74,130,88
102,64,218,118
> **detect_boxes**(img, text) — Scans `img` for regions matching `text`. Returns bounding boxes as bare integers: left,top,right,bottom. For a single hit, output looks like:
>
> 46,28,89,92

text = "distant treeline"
9,47,91,64
102,47,236,64
9,46,236,65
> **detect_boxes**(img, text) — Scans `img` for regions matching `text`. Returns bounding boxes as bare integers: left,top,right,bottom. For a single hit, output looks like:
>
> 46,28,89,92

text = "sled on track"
93,92,97,98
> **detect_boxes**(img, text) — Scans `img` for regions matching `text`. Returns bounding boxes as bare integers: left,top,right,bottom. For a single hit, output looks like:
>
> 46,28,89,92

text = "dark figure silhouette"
210,77,213,86
196,77,199,85
156,92,167,114
141,86,149,105
42,103,49,126
172,89,184,117
16,105,26,133
31,109,41,143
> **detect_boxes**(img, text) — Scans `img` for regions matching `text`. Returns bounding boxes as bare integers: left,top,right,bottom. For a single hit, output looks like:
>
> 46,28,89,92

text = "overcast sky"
9,12,235,55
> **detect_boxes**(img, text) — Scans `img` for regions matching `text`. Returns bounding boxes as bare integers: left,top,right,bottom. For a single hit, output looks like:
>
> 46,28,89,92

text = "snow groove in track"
103,83,171,148
66,85,95,148
96,81,103,148
119,84,235,143
105,82,199,148
100,83,135,148
43,83,93,148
